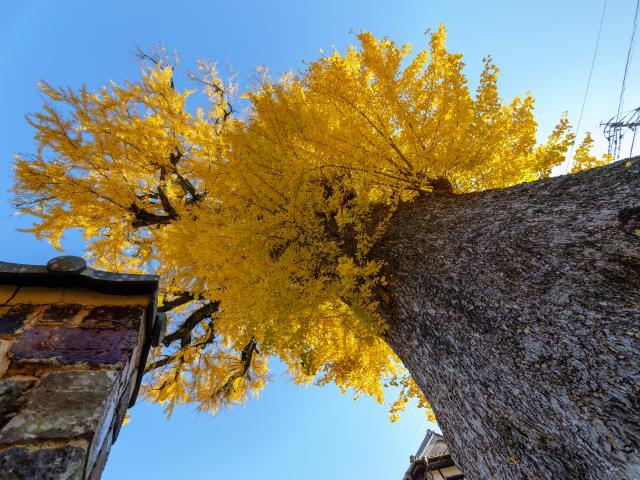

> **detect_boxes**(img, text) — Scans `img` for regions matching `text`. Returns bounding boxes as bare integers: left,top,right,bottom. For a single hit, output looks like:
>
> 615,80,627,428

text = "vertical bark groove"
375,159,640,479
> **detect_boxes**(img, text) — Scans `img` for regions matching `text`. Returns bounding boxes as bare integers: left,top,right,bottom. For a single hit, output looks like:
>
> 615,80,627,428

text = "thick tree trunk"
375,159,640,479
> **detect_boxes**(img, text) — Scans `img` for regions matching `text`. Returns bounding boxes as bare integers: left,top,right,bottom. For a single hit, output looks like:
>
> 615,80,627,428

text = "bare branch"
129,203,177,228
161,301,221,347
158,291,202,312
145,353,181,372
135,45,176,89
213,337,259,397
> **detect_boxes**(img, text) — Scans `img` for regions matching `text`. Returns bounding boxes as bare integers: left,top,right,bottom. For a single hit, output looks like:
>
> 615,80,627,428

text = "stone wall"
0,284,153,479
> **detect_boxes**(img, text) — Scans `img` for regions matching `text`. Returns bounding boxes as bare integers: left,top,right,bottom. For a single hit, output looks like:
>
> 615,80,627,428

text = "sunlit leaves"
570,132,612,173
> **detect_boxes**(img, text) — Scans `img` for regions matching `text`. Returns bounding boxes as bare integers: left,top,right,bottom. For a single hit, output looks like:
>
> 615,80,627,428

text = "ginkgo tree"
13,26,638,480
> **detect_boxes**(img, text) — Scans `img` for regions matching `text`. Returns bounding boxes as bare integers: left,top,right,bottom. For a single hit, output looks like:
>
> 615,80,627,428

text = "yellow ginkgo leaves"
13,25,611,421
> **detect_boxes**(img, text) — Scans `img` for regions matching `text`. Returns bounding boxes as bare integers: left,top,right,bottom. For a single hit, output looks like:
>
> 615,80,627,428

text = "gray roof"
0,256,159,295
415,430,449,459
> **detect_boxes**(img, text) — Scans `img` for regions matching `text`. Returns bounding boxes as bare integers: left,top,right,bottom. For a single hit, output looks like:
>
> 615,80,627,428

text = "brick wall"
0,280,155,479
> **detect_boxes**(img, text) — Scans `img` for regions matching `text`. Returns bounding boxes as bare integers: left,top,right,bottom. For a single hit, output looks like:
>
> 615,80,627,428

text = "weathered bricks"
0,305,36,335
0,444,86,480
39,304,82,323
0,379,34,427
0,371,119,444
9,327,139,366
83,306,143,330
0,256,160,479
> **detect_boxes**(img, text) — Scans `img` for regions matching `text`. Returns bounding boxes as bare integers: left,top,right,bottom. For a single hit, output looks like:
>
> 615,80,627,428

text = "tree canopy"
12,25,610,420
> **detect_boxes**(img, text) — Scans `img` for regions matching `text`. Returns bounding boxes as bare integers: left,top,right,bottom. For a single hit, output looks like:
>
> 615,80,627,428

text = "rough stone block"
10,327,139,366
0,305,36,335
38,304,83,323
0,444,86,480
83,306,144,330
0,379,34,426
0,370,119,444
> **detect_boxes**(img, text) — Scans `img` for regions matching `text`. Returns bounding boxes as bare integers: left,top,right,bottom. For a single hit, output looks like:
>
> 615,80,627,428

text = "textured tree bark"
374,159,640,479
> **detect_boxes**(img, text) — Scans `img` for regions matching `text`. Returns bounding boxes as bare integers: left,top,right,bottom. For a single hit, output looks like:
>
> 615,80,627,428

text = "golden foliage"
570,132,612,173
13,25,605,421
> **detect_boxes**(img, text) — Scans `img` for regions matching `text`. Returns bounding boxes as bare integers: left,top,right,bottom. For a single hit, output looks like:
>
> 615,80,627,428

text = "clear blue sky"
1,1,638,478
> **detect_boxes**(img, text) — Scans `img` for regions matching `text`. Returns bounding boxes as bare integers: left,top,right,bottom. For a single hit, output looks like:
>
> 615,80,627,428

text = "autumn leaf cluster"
12,26,610,420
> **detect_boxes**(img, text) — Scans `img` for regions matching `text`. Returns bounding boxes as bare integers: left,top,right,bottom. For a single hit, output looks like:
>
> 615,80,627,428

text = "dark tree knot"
618,206,640,235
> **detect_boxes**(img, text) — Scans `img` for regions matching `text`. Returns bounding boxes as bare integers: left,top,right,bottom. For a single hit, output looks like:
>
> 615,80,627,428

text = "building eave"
0,256,165,407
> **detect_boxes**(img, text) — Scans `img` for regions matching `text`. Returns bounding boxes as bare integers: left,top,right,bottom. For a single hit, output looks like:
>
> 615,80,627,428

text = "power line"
603,106,640,158
382,418,427,480
565,0,608,173
609,0,640,159
616,0,640,121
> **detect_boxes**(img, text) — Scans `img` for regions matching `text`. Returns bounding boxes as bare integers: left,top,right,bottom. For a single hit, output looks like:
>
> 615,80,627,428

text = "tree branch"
159,291,202,312
161,300,221,347
214,337,259,397
168,149,201,203
145,353,181,372
129,203,177,228
145,319,216,373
